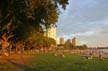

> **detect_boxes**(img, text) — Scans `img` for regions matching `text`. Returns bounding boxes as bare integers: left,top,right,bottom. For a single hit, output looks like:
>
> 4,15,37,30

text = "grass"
0,56,24,71
24,52,108,71
0,52,108,71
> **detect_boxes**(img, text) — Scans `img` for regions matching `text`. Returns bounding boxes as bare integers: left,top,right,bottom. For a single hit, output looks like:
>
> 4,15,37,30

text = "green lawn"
0,52,108,71
24,53,108,71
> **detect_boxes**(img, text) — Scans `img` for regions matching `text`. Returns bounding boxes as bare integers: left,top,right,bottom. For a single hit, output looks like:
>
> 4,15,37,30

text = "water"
90,48,108,53
100,49,108,53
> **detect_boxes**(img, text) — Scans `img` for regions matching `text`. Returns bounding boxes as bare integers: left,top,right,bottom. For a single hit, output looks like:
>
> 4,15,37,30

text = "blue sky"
57,0,108,47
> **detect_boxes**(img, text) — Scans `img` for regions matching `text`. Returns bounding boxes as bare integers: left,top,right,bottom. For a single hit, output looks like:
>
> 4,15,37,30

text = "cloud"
71,31,95,37
57,0,108,47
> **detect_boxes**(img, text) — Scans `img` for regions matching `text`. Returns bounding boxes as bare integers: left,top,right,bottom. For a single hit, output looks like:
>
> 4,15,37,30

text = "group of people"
53,49,105,59
87,51,104,60
54,48,65,58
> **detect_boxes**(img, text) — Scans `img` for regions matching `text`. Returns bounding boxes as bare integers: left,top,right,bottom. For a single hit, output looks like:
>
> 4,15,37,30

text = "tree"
24,31,56,52
0,0,69,33
0,33,13,56
76,44,88,50
64,39,73,49
0,0,69,55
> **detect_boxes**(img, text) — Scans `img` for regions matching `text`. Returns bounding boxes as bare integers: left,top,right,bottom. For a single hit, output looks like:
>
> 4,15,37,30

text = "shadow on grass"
7,59,37,71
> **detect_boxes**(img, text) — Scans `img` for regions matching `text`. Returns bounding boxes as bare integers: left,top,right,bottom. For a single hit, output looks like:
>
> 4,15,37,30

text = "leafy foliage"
77,44,88,50
0,0,68,55
64,40,88,49
25,32,56,49
0,0,69,40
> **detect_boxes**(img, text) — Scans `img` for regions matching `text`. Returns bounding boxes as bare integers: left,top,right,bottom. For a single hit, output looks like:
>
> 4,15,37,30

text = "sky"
57,0,108,47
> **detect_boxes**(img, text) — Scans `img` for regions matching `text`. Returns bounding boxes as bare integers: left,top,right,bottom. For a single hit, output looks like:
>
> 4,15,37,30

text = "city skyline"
57,0,108,47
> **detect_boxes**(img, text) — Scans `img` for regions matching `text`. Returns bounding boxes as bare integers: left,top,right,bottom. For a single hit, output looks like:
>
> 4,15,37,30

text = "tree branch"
7,35,14,40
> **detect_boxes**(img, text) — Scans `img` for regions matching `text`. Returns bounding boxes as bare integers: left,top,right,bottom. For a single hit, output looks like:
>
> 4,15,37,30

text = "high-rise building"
56,38,60,44
60,37,65,45
72,37,78,46
44,25,57,43
47,27,57,40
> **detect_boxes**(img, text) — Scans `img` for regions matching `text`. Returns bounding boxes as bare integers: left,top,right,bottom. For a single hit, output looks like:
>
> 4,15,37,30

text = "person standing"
99,51,104,60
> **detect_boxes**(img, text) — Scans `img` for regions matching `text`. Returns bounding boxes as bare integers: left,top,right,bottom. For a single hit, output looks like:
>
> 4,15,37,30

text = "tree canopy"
0,0,68,41
0,0,68,33
0,0,69,56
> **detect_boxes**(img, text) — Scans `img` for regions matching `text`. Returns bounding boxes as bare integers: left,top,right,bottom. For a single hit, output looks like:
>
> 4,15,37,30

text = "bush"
25,32,56,50
77,44,88,50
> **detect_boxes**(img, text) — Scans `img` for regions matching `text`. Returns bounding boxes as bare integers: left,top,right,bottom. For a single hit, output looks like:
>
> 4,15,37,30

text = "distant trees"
64,39,73,49
63,39,88,50
76,44,88,50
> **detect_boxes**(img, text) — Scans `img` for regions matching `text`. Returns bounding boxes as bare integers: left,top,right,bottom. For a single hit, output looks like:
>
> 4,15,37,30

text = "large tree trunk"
15,46,19,54
27,47,30,53
9,44,12,55
21,47,24,54
1,33,13,56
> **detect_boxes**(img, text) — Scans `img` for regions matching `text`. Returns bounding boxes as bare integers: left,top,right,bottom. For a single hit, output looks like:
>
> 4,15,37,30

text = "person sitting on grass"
60,51,65,58
54,51,58,57
54,48,58,56
87,51,93,59
99,51,104,60
54,49,65,58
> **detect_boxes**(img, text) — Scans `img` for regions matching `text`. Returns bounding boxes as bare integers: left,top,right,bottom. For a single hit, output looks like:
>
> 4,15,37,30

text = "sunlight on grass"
24,53,108,71
0,53,108,71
